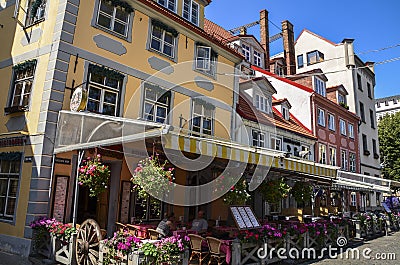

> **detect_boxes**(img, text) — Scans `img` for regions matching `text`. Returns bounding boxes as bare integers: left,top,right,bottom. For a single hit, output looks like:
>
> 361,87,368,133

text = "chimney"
239,26,247,35
342,38,355,68
365,61,375,73
260,9,270,71
282,20,296,76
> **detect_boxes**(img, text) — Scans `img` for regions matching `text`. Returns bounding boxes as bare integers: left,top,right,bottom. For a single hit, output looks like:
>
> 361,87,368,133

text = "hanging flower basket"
131,154,174,200
221,176,251,205
291,181,312,204
258,178,290,203
78,154,111,197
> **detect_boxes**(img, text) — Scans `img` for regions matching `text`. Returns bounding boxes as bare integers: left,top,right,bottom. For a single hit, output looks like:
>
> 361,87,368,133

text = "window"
339,119,346,135
348,123,354,138
195,46,216,76
307,50,324,65
25,0,46,26
0,155,21,221
341,150,348,171
252,130,265,147
329,147,336,166
182,0,199,25
275,64,284,77
359,101,365,122
394,98,398,104
328,114,335,131
191,101,214,136
150,23,176,58
96,0,130,36
241,44,250,62
270,136,282,151
132,193,162,222
349,152,356,172
385,101,389,106
157,0,176,12
357,74,362,91
372,139,378,157
319,144,327,164
351,192,356,206
297,54,304,68
255,94,271,113
301,145,310,159
253,50,262,67
317,108,325,126
314,77,326,96
143,85,171,123
338,93,346,105
367,83,372,99
8,60,37,111
87,65,123,116
362,134,369,155
370,109,375,129
282,107,289,120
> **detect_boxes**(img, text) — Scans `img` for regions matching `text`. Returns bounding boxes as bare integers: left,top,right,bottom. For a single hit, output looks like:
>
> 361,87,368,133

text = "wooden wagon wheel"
75,219,103,265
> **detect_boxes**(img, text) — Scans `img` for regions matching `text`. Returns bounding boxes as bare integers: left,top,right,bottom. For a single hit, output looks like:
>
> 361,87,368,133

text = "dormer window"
338,93,346,105
314,77,326,97
307,50,324,65
253,50,262,67
282,106,289,120
255,94,271,113
241,44,250,61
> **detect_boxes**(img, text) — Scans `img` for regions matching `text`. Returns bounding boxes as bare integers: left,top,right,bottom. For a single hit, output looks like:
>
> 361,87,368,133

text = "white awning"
334,171,391,192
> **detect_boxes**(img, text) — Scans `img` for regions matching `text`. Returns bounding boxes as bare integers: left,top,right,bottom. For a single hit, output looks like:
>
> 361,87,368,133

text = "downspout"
231,63,241,142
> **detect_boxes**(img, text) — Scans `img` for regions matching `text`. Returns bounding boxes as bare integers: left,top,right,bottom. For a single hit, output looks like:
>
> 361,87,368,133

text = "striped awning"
335,171,391,193
162,132,337,179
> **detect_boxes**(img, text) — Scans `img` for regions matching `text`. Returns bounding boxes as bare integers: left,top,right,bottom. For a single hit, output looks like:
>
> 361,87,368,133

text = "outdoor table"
130,224,157,238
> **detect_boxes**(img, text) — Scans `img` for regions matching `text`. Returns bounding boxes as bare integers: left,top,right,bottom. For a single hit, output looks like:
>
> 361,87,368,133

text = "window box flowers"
78,154,111,197
102,230,141,265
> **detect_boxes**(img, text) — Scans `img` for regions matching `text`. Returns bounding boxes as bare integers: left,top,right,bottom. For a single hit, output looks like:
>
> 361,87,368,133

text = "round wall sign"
70,87,88,112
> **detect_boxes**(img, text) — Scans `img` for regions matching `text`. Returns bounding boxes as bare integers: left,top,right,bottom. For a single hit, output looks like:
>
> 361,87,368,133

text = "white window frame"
341,149,348,171
328,113,335,131
195,46,216,76
182,0,199,26
282,107,290,120
10,63,36,109
314,77,326,97
338,93,346,104
319,144,327,164
191,101,214,136
329,147,336,166
317,108,325,126
253,50,262,67
348,123,354,138
307,50,324,65
351,192,357,206
252,130,265,148
87,72,121,116
96,0,130,37
0,159,21,221
143,87,171,124
297,54,304,68
157,0,176,12
340,119,347,136
25,0,46,26
270,135,282,151
241,44,250,62
150,25,176,58
349,152,356,172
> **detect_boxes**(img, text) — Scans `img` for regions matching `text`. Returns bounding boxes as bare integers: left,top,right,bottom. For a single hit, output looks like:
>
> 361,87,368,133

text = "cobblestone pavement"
294,232,400,265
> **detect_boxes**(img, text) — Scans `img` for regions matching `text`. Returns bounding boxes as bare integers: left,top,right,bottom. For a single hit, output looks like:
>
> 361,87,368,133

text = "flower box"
51,233,77,265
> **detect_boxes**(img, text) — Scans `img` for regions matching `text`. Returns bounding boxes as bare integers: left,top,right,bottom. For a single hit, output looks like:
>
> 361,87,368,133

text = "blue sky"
205,0,400,99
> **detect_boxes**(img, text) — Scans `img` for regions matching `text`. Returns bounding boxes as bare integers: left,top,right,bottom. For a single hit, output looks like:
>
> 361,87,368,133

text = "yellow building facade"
0,0,243,255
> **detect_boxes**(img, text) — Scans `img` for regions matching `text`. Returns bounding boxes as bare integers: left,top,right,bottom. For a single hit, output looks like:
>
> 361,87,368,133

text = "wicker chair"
125,224,140,238
206,237,226,265
188,234,208,264
147,228,162,240
115,222,126,232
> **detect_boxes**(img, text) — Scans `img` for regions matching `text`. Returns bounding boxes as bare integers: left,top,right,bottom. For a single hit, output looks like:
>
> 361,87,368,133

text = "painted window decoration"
314,77,326,97
317,108,325,126
253,50,262,67
143,83,171,124
96,0,132,37
307,50,324,65
182,0,199,25
341,150,348,171
319,144,327,164
157,0,176,12
26,0,46,26
241,44,251,62
195,45,217,76
340,119,347,135
328,113,335,131
150,21,177,58
348,123,354,138
87,64,124,116
0,152,22,221
9,60,37,112
191,99,214,136
252,130,265,148
349,152,356,172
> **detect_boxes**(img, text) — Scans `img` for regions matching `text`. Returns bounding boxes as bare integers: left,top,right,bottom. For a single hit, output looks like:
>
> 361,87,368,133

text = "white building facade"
376,95,400,121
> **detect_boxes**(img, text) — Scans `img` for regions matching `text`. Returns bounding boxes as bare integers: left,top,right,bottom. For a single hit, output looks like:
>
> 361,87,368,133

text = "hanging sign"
55,157,71,165
70,87,88,112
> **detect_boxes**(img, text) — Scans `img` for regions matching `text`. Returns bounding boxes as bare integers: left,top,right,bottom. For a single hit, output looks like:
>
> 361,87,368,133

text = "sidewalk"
0,250,32,265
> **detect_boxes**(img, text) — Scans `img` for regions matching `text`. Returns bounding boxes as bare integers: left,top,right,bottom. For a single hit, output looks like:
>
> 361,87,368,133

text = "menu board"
52,176,69,222
119,181,132,223
230,206,261,230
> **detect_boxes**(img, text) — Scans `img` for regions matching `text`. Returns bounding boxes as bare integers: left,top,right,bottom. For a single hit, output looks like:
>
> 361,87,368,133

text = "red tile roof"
203,19,235,43
236,93,315,140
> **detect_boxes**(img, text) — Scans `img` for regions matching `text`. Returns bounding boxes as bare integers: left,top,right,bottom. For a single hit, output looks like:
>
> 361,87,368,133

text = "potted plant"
290,181,312,205
102,230,141,265
78,154,110,197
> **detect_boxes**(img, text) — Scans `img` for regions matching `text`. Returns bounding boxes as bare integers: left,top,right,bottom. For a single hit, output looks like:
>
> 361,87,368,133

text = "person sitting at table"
191,210,208,234
156,212,176,238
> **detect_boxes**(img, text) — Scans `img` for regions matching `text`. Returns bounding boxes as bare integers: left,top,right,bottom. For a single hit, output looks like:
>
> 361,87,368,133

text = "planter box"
32,230,52,259
51,234,77,265
129,250,188,265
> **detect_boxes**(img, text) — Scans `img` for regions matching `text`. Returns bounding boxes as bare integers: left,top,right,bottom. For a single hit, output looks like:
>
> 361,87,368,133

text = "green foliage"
378,112,400,181
290,181,312,204
221,176,251,205
258,178,290,203
88,64,125,81
30,0,43,18
78,154,111,197
12,59,37,72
